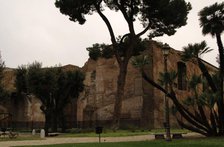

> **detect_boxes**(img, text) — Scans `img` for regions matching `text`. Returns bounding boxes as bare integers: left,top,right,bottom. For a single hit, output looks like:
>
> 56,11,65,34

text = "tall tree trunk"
216,33,224,135
198,58,217,92
44,113,50,136
52,109,58,132
141,71,210,135
112,62,128,130
59,110,66,133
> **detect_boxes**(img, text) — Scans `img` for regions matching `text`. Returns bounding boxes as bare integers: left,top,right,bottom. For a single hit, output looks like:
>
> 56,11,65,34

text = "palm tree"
131,55,150,70
182,41,212,60
158,70,177,92
198,2,224,87
131,55,153,128
199,2,224,52
131,49,217,136
199,2,224,135
181,41,216,91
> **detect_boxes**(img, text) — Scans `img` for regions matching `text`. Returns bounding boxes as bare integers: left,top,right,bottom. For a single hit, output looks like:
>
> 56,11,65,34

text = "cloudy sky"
0,0,223,68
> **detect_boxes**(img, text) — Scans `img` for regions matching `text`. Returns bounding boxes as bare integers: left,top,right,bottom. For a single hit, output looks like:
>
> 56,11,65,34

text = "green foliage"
55,0,191,38
26,62,48,100
101,45,114,59
188,74,201,90
198,2,224,84
158,70,177,87
86,44,102,60
0,86,9,101
55,0,192,129
57,70,85,99
0,53,5,82
0,52,9,101
55,0,96,25
211,73,220,87
18,138,224,147
182,41,213,61
129,2,223,136
87,39,148,60
15,61,85,132
183,96,195,107
132,39,148,56
118,38,147,57
131,55,150,69
198,91,218,108
16,66,28,94
199,2,224,36
171,105,178,115
131,40,224,136
86,43,114,60
23,61,85,104
142,0,192,38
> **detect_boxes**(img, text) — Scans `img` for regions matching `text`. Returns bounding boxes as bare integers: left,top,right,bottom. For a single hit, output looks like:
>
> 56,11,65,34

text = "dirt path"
0,133,203,147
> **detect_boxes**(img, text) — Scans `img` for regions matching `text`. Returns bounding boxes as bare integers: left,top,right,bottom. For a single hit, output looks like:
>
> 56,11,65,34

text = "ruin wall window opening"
177,62,187,90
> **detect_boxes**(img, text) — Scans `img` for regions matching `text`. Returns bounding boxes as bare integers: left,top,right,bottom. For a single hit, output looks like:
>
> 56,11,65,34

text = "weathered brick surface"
0,41,218,129
78,41,217,129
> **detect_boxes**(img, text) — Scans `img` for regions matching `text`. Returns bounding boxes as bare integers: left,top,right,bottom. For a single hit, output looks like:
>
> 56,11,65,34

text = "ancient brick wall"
78,41,218,129
0,42,217,130
78,56,146,128
78,42,155,129
151,42,217,128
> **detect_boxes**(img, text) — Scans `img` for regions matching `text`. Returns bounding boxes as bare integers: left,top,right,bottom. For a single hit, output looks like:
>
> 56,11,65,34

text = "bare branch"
142,69,209,132
137,25,150,37
114,1,135,35
94,3,116,45
176,118,208,136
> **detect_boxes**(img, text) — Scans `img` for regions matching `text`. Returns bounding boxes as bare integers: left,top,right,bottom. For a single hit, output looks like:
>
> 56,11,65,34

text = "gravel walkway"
0,135,152,147
0,133,203,147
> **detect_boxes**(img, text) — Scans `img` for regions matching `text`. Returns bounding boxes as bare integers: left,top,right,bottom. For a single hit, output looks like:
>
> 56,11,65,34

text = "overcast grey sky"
0,0,223,68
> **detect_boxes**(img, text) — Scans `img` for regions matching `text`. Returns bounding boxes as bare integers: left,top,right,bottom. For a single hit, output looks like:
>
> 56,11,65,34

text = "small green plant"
86,45,101,60
101,46,114,59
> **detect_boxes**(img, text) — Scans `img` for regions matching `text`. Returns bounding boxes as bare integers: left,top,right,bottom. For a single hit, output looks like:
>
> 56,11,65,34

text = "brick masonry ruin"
0,41,218,130
77,41,217,129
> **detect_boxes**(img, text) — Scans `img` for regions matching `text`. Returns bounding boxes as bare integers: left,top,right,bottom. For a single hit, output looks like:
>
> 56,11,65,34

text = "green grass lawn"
0,129,189,142
58,130,151,137
58,129,189,138
17,138,224,147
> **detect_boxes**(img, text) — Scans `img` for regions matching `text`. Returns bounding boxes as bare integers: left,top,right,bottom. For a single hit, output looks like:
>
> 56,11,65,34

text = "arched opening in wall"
177,62,187,90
